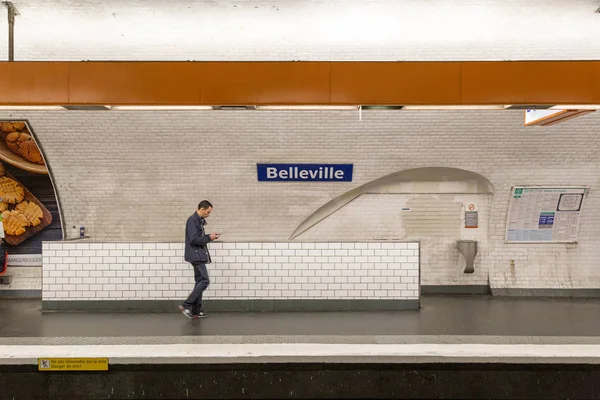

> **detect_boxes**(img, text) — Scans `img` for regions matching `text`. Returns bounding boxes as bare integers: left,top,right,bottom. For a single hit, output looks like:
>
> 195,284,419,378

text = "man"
179,200,220,319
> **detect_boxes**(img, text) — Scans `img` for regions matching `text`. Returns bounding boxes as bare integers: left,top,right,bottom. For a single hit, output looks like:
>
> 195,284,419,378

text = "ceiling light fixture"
360,105,404,110
257,105,358,110
212,105,256,110
111,105,213,111
0,105,64,110
62,105,111,111
550,105,600,110
505,105,554,110
402,105,504,110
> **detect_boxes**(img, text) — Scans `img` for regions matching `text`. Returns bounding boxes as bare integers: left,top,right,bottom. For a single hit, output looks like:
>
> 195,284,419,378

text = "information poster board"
505,187,587,243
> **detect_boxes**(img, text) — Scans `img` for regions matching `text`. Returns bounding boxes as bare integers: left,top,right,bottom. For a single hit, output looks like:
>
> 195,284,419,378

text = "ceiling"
1,0,599,61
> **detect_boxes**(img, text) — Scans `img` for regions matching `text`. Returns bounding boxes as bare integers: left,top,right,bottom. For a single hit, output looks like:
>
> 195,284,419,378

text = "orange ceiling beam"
0,61,599,105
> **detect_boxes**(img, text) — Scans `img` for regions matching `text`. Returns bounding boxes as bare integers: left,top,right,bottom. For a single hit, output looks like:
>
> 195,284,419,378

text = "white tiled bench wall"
42,241,420,303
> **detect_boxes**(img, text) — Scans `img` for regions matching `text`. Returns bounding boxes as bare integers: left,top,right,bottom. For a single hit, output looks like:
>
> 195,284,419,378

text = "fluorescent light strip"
111,106,213,111
402,105,505,110
550,105,600,110
257,105,358,110
0,106,65,110
4,104,595,111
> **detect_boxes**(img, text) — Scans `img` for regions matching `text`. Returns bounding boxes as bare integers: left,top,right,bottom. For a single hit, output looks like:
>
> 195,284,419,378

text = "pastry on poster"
2,210,29,236
0,165,52,243
15,201,43,227
0,121,47,175
0,176,25,204
0,122,26,133
6,132,44,164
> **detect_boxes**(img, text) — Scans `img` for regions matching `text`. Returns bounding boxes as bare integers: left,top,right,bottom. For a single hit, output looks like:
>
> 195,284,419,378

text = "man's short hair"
198,200,213,210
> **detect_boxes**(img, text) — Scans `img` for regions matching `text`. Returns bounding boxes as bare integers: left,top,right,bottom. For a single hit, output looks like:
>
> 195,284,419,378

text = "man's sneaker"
197,310,209,318
178,305,194,319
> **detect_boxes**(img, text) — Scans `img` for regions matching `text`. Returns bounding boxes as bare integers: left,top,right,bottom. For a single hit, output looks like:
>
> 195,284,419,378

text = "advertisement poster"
0,121,62,265
505,186,586,243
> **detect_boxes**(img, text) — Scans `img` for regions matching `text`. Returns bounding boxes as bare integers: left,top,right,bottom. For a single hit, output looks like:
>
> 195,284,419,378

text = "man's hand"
210,232,221,240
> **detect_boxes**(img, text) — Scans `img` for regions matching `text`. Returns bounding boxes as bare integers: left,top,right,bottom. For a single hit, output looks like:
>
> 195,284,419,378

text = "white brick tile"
42,241,420,302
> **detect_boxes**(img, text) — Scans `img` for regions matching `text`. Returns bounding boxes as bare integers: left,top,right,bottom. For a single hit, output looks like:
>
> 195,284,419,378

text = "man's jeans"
183,263,210,314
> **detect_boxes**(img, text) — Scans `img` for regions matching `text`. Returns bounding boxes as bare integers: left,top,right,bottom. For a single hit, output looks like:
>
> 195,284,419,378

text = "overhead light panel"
361,105,404,110
0,105,64,110
111,105,213,111
403,105,504,110
257,105,358,110
212,105,256,110
525,109,594,126
505,105,554,110
62,105,111,111
550,105,600,110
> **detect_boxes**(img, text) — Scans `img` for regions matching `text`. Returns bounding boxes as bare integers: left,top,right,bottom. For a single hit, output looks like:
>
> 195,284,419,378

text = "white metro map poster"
505,187,587,243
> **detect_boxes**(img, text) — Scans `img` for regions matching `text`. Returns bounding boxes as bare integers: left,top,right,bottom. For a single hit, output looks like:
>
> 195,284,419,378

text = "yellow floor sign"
38,358,108,371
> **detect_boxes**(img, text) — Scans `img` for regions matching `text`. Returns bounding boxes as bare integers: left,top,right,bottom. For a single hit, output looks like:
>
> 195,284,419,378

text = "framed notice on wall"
505,186,587,243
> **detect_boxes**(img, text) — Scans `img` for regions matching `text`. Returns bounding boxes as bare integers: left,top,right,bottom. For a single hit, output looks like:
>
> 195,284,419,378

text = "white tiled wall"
42,242,420,301
5,110,600,292
299,193,491,285
0,267,41,292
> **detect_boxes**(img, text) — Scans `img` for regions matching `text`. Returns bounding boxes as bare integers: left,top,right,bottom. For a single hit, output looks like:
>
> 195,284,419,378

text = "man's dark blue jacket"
184,212,212,264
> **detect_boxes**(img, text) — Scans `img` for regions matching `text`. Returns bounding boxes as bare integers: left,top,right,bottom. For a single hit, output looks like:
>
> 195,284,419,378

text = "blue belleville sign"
257,164,353,182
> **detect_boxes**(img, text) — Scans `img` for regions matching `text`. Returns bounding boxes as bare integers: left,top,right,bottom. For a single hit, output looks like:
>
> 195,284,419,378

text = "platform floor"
2,295,600,365
2,294,600,337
